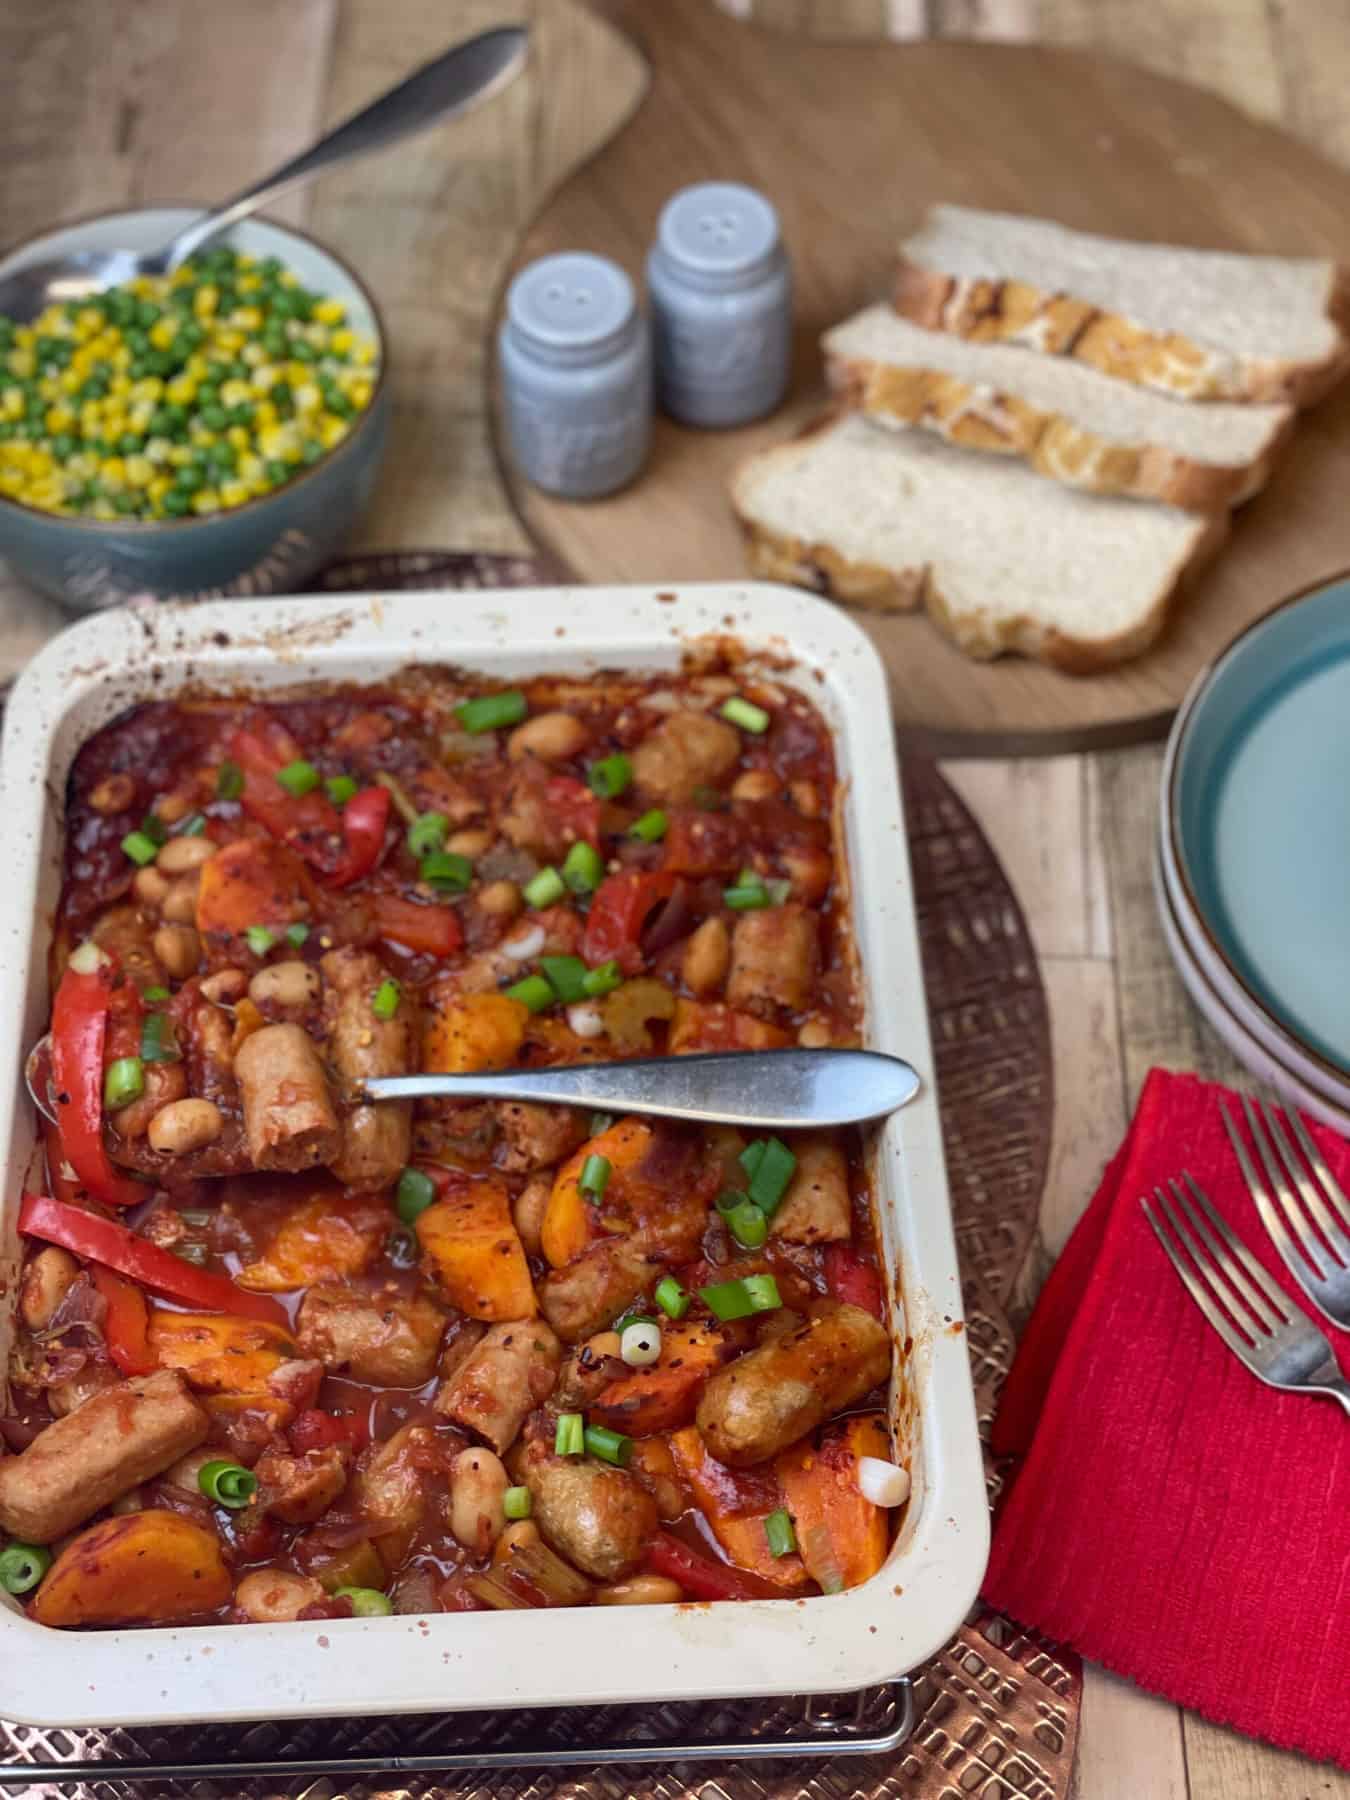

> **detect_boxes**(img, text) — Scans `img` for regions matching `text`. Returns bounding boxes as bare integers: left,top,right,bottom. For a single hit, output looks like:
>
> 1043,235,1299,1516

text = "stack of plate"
1157,571,1350,1132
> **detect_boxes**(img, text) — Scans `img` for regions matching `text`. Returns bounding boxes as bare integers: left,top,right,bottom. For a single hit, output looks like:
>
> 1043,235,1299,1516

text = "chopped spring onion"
740,1139,767,1181
540,955,588,1004
407,811,448,857
504,974,554,1014
630,809,668,843
503,1485,532,1521
613,1312,659,1336
120,829,160,866
589,1112,615,1137
140,1013,179,1064
456,690,528,734
524,866,566,909
764,1509,797,1558
0,1543,52,1595
588,753,632,799
371,978,401,1020
176,812,207,837
567,1002,605,1038
502,923,546,963
699,1273,782,1321
720,695,771,735
285,923,310,949
198,1460,258,1509
581,960,622,997
325,774,358,806
103,1056,144,1112
215,759,244,801
856,1456,911,1509
723,872,789,910
654,1276,690,1320
561,840,603,894
583,1424,633,1467
721,1197,768,1250
141,984,171,1003
419,850,472,894
746,1137,797,1215
245,925,276,958
579,1154,611,1199
396,1166,437,1225
140,814,168,848
335,1585,393,1616
620,1321,661,1368
555,1412,585,1457
68,940,110,976
276,758,320,796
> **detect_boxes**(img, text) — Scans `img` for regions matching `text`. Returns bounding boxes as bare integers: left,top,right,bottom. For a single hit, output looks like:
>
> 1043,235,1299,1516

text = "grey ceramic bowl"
0,207,389,610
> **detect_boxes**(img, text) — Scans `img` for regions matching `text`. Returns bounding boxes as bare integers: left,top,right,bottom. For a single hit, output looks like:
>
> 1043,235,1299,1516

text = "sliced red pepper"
289,1407,369,1455
371,892,463,958
49,956,147,1209
228,722,344,877
581,871,678,976
328,784,391,890
546,775,601,849
645,1531,763,1602
18,1193,288,1328
89,1265,155,1376
824,1244,884,1320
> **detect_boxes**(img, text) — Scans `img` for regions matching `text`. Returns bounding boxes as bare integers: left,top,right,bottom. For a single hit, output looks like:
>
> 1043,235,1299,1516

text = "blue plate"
1164,571,1350,1083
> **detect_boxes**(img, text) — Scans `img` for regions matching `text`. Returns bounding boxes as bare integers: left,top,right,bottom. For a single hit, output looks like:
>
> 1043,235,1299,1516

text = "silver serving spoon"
25,1036,918,1133
0,25,528,323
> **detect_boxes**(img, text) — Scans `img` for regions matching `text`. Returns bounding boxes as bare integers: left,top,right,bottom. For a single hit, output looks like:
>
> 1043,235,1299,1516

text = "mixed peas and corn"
0,245,377,520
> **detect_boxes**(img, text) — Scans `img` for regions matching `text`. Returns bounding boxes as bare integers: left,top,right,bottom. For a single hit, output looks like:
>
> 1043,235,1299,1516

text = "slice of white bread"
894,204,1350,405
730,412,1227,672
824,304,1293,511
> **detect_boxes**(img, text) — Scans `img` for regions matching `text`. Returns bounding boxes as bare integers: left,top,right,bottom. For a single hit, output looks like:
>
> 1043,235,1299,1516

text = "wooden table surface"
3,3,1347,1795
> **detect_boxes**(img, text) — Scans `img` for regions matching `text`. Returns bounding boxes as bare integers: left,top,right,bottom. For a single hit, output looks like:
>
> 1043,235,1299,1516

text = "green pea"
200,404,227,430
263,458,289,485
180,322,206,350
175,465,205,493
163,490,191,515
196,384,219,408
326,391,352,418
124,329,149,356
49,433,75,459
136,300,159,328
113,490,137,514
164,404,188,431
228,403,253,427
289,340,315,363
260,256,283,277
118,432,143,455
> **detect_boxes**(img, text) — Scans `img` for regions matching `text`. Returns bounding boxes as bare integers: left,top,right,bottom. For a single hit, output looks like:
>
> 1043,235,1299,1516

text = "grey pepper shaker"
646,181,792,428
497,252,651,500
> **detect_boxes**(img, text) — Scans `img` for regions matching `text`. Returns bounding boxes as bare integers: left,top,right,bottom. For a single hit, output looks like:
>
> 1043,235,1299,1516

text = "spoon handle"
360,1048,920,1131
164,25,528,270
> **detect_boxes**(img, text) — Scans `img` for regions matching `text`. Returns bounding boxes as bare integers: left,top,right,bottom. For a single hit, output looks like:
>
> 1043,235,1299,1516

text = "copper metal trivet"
0,556,1076,1798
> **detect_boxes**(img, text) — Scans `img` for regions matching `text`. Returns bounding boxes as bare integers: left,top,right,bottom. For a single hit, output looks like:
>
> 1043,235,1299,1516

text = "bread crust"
826,350,1295,512
729,426,1230,674
892,258,1350,407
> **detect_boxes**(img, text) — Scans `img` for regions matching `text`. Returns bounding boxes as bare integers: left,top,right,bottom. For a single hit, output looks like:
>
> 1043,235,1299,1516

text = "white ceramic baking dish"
0,581,986,1728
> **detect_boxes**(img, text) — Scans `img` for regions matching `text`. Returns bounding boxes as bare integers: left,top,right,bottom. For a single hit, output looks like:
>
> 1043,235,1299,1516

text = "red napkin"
983,1068,1350,1768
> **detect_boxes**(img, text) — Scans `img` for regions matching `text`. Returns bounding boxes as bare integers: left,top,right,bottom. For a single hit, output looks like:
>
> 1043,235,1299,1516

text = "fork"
1140,1174,1350,1413
1221,1096,1350,1329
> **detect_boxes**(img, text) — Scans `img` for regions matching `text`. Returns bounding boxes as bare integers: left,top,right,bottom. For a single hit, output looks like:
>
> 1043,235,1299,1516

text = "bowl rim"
0,203,389,535
1162,565,1350,1092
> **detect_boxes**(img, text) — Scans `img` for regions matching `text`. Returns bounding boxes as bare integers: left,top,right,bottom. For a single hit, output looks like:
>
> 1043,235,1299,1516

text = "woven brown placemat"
0,555,1075,1798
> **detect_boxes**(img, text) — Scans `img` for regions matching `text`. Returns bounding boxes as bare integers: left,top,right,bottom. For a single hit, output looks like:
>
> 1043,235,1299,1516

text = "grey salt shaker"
497,252,651,499
646,181,792,428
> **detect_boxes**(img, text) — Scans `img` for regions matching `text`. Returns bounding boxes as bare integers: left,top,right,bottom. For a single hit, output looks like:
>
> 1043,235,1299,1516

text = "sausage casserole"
0,658,909,1627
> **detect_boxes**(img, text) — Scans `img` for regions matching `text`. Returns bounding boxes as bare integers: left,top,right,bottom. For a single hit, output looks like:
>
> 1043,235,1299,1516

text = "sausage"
494,1101,586,1174
234,1022,341,1172
253,1442,352,1525
0,1369,209,1542
770,1140,852,1244
296,1283,447,1386
725,904,819,1013
349,1422,440,1566
538,1239,665,1344
435,1319,561,1452
522,1441,659,1581
321,947,413,1192
630,709,740,805
694,1303,890,1468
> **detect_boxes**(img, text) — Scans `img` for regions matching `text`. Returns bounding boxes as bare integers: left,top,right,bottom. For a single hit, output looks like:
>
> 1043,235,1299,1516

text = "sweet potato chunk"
588,1321,732,1437
668,999,791,1054
416,1178,536,1321
776,1413,891,1593
541,1118,652,1269
31,1510,231,1627
196,836,310,940
149,1309,297,1398
667,1428,809,1592
423,992,529,1075
234,1188,389,1292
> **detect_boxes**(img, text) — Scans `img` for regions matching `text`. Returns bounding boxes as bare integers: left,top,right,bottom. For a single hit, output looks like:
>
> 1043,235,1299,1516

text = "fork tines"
1221,1095,1350,1328
1142,1175,1297,1358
